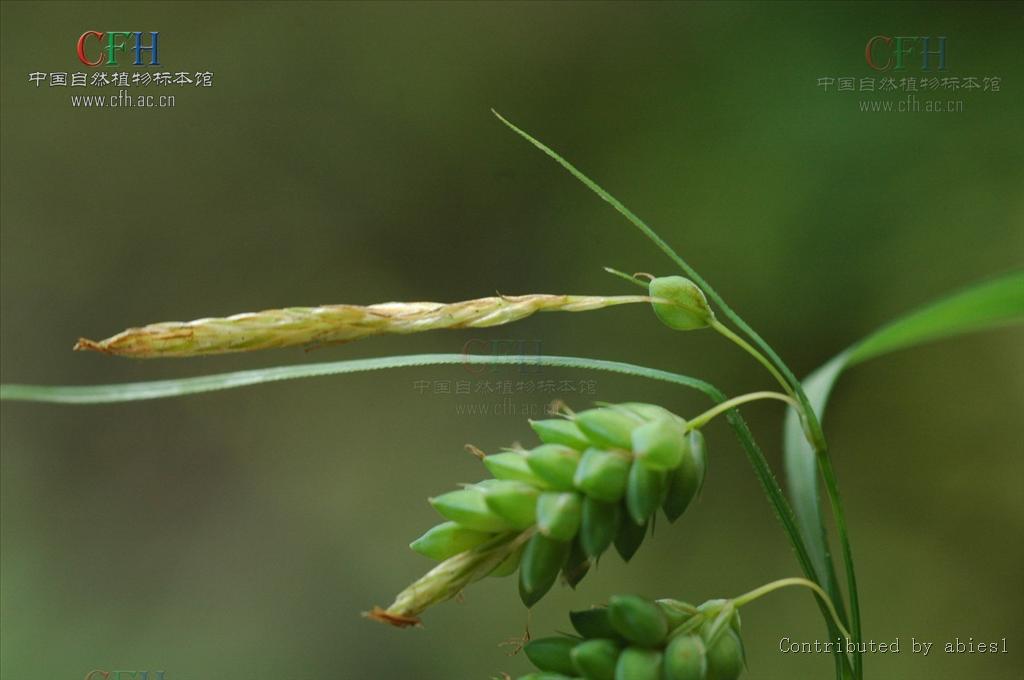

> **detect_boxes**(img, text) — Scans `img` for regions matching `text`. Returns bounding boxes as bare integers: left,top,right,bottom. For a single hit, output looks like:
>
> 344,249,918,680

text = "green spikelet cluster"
516,594,745,680
375,402,709,624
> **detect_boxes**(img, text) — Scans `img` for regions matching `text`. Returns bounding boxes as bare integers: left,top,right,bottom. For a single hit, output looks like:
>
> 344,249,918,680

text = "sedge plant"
2,112,1022,680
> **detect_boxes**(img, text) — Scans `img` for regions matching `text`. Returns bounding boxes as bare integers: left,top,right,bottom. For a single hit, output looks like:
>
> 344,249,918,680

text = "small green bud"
570,606,619,640
613,515,647,562
575,407,640,450
429,488,515,533
649,275,714,331
631,416,688,471
527,444,582,491
562,537,591,589
662,430,707,522
571,638,620,680
663,634,708,680
484,452,550,488
703,628,745,680
409,521,494,561
524,636,579,676
608,595,669,647
519,532,571,607
656,599,699,631
614,647,663,680
625,460,667,525
574,448,631,502
530,418,591,450
482,480,540,530
536,491,583,541
580,496,621,558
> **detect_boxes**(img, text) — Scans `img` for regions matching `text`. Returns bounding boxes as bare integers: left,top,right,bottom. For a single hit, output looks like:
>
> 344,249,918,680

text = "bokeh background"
2,2,1022,679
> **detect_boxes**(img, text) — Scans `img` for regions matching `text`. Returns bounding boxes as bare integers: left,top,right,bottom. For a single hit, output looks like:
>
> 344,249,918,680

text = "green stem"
710,320,796,400
819,453,862,678
686,391,797,430
731,577,853,644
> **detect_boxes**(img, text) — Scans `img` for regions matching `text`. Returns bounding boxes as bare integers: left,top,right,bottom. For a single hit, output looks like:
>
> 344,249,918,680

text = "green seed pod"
536,492,583,541
574,448,631,502
649,275,714,331
488,542,524,578
614,647,663,680
530,418,591,450
527,444,582,491
631,416,688,471
519,533,571,607
625,461,667,525
562,537,591,589
613,515,647,562
580,497,621,558
571,638,620,680
570,607,620,640
484,452,550,488
524,636,579,676
482,480,540,530
607,595,669,647
429,488,515,533
703,628,745,680
662,430,707,522
656,599,699,631
663,634,708,680
574,408,639,450
409,521,495,561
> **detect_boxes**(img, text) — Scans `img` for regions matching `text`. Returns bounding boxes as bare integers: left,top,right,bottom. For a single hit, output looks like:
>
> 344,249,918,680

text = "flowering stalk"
74,294,653,358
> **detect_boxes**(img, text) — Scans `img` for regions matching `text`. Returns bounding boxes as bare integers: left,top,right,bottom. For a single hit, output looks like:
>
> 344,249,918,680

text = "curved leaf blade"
0,353,716,404
783,270,1024,610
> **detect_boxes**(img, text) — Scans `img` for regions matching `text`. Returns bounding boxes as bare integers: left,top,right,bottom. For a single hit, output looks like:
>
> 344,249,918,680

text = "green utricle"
429,488,516,533
536,491,583,541
527,444,582,490
409,521,495,561
614,647,663,680
571,638,621,680
482,480,540,529
524,636,578,676
608,595,670,647
574,448,631,502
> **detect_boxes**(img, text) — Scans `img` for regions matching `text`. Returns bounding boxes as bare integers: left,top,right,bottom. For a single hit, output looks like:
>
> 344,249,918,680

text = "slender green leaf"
1,354,714,404
783,270,1024,608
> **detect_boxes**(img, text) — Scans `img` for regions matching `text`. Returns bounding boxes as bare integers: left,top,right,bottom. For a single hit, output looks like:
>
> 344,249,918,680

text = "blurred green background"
2,2,1021,678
